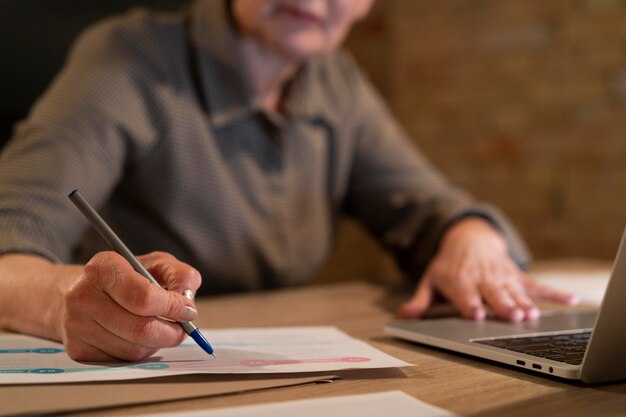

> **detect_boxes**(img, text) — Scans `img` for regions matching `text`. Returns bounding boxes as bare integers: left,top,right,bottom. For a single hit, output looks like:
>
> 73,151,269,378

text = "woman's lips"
276,4,323,25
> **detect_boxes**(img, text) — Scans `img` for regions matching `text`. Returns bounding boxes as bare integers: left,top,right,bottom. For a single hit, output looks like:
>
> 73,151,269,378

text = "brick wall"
317,0,626,283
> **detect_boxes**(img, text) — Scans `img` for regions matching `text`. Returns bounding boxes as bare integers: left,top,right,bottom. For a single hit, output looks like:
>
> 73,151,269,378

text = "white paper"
531,270,610,305
136,391,459,417
0,327,411,384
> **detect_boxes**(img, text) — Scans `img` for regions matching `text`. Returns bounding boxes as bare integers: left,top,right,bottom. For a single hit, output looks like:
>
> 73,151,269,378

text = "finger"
65,318,160,362
397,278,434,319
85,252,198,322
65,280,186,354
62,298,117,362
505,274,541,320
93,299,187,349
139,252,202,295
64,339,118,362
525,278,580,305
479,278,525,322
476,260,530,322
507,286,541,320
438,270,486,320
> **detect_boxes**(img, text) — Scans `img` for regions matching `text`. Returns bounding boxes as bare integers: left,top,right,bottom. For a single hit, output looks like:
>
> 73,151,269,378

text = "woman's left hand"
397,217,578,321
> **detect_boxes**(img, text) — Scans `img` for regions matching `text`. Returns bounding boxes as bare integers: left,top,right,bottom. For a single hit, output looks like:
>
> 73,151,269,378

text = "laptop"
384,228,626,384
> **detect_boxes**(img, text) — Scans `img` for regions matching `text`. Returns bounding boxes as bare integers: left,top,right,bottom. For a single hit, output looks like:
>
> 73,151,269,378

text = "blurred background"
324,0,626,283
1,1,625,283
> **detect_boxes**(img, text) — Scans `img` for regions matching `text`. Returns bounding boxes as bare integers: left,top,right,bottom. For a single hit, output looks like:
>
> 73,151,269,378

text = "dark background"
0,0,190,147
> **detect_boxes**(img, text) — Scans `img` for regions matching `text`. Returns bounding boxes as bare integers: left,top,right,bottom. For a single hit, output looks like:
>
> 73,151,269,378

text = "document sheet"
0,326,410,384
134,391,459,417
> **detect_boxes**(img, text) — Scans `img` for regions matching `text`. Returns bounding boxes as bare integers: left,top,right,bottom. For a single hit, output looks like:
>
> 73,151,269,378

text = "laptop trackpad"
387,310,598,343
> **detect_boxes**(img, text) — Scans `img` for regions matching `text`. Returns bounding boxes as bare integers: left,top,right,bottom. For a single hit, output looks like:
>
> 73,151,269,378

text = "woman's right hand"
0,251,201,362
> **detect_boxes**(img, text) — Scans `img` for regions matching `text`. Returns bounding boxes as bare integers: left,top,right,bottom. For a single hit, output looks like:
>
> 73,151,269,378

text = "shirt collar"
281,60,338,124
189,0,337,129
189,0,257,128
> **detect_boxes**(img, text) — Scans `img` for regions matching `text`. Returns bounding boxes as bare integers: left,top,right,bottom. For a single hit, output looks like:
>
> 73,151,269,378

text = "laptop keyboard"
474,331,591,365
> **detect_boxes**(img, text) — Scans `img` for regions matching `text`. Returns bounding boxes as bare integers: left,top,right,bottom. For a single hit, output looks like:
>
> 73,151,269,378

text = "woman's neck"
237,35,300,113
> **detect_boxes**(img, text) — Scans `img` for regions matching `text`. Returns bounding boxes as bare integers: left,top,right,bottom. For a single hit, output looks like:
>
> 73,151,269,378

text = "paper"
0,374,337,417
0,327,410,384
532,270,610,305
134,391,459,417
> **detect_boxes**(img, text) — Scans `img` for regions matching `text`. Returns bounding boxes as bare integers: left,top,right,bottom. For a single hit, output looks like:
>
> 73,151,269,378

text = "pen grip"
69,190,215,353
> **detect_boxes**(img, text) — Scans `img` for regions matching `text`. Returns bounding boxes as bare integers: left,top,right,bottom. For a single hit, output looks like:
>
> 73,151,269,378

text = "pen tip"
211,353,217,358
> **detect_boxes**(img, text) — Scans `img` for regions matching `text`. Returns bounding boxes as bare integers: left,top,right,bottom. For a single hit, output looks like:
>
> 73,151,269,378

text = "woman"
0,0,575,361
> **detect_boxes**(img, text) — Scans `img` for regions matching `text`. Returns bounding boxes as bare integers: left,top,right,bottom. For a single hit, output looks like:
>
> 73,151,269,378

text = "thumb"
397,278,434,319
161,288,199,323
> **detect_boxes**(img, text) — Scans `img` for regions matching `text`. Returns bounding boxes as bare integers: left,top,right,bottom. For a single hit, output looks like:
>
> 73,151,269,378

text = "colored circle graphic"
33,348,64,354
131,364,170,370
29,368,66,374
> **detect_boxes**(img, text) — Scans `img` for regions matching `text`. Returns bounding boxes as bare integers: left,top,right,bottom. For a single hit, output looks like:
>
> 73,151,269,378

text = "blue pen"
68,189,216,357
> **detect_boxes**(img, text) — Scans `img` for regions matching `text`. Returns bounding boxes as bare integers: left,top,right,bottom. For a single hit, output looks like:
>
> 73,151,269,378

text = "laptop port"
532,364,542,370
516,360,526,366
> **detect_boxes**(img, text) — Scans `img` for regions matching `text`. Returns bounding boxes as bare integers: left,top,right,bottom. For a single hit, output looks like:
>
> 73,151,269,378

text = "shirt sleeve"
341,56,532,280
0,15,162,262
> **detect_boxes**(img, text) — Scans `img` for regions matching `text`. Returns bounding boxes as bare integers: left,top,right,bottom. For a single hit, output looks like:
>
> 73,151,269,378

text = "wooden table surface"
64,272,626,417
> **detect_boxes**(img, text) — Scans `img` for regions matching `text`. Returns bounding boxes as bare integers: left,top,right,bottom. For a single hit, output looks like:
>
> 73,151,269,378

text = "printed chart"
0,327,410,384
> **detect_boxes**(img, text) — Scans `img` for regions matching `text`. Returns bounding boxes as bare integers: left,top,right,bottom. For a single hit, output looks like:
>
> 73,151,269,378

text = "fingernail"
182,289,194,301
180,306,198,322
510,308,524,322
473,307,486,321
568,295,580,306
397,304,416,318
527,307,541,320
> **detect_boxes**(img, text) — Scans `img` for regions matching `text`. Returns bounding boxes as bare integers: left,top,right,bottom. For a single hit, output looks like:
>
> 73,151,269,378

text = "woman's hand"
397,217,578,321
61,251,201,361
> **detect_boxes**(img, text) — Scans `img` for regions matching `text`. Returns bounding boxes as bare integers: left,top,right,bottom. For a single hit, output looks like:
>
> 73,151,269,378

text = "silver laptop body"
384,228,626,383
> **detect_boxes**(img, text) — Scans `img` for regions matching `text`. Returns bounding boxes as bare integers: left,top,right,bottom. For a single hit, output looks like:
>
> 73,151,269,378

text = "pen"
68,189,216,358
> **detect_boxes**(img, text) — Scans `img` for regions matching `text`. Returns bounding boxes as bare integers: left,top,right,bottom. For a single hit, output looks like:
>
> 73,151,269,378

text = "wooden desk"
67,280,626,417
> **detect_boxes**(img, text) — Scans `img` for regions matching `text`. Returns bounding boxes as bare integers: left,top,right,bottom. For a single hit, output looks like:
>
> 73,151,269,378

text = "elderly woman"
0,0,575,361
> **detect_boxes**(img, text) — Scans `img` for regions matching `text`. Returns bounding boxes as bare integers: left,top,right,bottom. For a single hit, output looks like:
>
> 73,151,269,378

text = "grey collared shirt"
0,0,530,295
